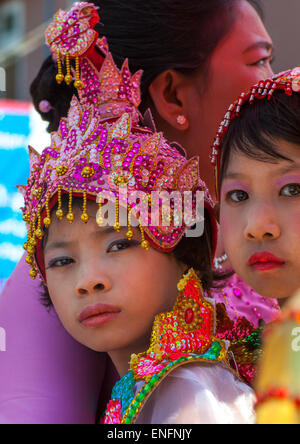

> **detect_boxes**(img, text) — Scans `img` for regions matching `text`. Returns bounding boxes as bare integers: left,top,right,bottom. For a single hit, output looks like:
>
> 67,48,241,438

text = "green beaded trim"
122,339,227,424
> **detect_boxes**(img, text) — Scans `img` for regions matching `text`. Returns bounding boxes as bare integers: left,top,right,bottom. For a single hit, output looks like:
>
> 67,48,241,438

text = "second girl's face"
184,1,274,192
220,140,300,301
44,201,185,362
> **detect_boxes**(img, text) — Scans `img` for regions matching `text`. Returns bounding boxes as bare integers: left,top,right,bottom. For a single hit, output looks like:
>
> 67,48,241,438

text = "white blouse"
135,363,256,424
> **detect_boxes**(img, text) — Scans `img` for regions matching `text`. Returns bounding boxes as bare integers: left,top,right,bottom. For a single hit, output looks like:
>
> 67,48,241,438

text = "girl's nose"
244,204,281,242
75,264,112,297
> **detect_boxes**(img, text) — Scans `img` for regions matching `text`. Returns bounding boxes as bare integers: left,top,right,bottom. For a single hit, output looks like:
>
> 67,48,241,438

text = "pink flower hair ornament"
18,3,217,281
39,100,53,114
211,67,300,200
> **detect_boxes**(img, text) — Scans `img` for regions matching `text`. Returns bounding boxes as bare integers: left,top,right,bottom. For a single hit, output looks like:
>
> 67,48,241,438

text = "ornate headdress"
211,67,300,199
20,3,217,280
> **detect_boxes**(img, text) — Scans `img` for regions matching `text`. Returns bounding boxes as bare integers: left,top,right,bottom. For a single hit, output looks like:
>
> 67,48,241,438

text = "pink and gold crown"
211,67,300,199
45,2,142,124
20,3,216,280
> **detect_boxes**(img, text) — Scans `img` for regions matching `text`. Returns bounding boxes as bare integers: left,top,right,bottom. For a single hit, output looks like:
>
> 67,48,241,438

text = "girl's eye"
47,257,74,269
251,56,274,68
227,190,249,203
107,239,139,253
280,184,300,197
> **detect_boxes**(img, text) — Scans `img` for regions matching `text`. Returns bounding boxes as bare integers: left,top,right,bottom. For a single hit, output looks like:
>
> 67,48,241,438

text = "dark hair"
30,56,78,133
31,0,262,132
220,91,300,182
40,197,220,309
99,0,262,109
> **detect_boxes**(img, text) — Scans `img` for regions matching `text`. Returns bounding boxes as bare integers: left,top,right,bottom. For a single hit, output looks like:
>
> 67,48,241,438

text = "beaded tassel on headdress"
45,2,101,90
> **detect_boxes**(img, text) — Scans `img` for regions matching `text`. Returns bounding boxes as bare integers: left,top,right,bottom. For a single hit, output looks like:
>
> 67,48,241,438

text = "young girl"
211,67,300,422
18,9,255,423
213,67,300,304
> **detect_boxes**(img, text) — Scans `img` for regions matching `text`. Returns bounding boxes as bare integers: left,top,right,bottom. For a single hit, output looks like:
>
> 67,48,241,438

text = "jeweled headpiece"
20,3,217,280
45,2,101,89
211,67,300,199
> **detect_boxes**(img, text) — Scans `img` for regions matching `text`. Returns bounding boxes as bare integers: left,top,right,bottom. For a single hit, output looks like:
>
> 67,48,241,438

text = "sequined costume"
212,273,279,386
212,273,279,328
102,270,255,424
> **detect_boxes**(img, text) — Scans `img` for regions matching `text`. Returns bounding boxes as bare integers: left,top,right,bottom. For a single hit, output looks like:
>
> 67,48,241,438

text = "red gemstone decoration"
185,308,195,325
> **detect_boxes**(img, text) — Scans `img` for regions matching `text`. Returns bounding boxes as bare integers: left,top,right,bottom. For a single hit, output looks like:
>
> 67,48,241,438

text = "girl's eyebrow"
91,226,126,239
224,162,300,181
276,163,300,176
223,172,248,181
45,226,128,252
44,240,73,253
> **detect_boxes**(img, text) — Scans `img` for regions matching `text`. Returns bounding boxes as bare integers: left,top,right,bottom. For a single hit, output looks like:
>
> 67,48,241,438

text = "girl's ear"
214,203,220,224
148,70,190,131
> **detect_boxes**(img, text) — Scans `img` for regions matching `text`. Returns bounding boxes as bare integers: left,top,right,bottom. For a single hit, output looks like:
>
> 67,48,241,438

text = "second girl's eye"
227,190,249,203
280,184,300,197
107,239,139,253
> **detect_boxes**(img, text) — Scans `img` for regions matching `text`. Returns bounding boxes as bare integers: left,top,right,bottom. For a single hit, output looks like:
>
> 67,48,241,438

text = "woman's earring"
176,115,187,126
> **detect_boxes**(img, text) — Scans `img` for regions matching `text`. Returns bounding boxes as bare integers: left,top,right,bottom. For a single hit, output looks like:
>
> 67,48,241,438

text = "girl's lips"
78,303,121,326
248,252,286,271
80,312,120,328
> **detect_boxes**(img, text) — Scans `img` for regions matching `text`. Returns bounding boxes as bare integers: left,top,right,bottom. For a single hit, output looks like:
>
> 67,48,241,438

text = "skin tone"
44,202,186,376
220,140,300,303
149,0,274,195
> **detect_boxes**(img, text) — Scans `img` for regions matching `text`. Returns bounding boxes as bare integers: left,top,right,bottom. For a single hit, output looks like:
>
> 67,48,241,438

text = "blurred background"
0,0,299,289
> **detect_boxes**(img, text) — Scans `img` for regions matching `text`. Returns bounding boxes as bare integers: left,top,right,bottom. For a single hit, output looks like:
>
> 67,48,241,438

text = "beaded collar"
102,342,226,424
101,269,229,424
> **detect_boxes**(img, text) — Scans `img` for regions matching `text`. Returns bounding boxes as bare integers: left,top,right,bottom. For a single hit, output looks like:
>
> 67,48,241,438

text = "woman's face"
220,140,300,302
44,201,185,373
180,1,274,192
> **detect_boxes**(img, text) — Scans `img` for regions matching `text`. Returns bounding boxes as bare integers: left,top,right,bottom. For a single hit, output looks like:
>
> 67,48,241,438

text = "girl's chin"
250,285,291,303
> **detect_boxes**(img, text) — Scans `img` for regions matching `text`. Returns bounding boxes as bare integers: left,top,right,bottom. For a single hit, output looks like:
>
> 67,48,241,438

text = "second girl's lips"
248,252,286,271
78,303,121,327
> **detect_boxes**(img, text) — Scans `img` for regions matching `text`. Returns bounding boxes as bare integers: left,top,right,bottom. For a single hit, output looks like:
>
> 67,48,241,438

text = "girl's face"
220,140,300,301
44,201,185,370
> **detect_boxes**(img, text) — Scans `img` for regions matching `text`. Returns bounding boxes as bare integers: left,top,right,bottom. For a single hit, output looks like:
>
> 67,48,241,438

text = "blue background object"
0,101,30,283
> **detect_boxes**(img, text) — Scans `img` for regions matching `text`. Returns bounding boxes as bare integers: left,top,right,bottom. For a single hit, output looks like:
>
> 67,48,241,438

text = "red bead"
279,388,290,399
185,308,195,325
